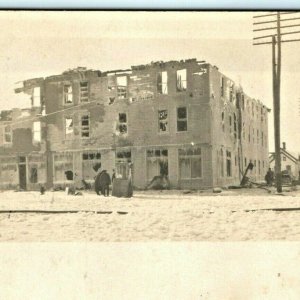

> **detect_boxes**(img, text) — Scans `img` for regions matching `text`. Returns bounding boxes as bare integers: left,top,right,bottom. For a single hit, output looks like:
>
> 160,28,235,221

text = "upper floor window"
64,84,73,104
33,87,41,107
33,121,41,142
157,71,168,94
118,113,128,135
229,115,232,134
221,112,225,132
65,117,73,137
229,84,234,102
176,69,187,92
3,125,12,144
117,76,127,99
177,107,187,132
81,115,90,138
158,110,168,133
220,76,225,97
80,82,89,102
233,113,237,139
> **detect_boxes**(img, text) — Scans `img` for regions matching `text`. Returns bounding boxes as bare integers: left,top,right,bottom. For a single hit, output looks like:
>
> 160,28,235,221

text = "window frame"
63,83,73,105
157,71,168,94
176,69,187,92
178,148,202,179
118,113,128,135
80,81,89,103
158,109,169,134
3,124,12,144
176,106,188,132
81,114,90,138
65,116,74,138
32,121,41,143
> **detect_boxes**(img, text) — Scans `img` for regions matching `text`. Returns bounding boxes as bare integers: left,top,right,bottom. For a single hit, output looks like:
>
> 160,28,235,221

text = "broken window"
53,152,73,183
253,128,255,143
179,148,202,179
4,125,12,144
177,107,187,132
229,115,232,134
221,112,225,132
82,151,101,180
65,117,73,137
116,150,132,179
117,76,127,99
226,150,232,177
33,87,41,107
33,121,41,142
63,84,73,104
261,132,264,146
229,84,234,102
220,76,225,97
244,157,247,167
80,81,89,102
81,115,90,138
176,69,187,92
30,167,38,183
147,149,168,181
118,113,128,135
233,113,237,139
257,130,259,144
258,160,261,175
108,97,115,105
158,110,168,133
157,71,168,94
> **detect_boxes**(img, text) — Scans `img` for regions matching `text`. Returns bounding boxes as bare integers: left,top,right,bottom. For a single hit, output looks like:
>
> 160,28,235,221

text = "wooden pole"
274,13,282,193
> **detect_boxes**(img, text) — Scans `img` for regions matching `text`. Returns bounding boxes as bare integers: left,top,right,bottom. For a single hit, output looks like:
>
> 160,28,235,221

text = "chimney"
283,142,286,150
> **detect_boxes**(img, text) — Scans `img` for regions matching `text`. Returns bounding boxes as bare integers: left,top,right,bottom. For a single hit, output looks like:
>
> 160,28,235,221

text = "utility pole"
253,11,300,193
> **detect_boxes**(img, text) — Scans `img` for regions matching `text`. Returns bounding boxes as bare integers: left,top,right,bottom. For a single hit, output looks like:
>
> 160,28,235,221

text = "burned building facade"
0,59,269,190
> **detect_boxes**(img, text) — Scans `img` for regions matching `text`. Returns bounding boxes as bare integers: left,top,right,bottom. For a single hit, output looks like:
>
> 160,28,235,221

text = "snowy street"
1,188,300,241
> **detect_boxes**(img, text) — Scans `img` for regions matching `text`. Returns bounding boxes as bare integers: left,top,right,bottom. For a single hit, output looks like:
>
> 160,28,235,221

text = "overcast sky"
0,11,299,153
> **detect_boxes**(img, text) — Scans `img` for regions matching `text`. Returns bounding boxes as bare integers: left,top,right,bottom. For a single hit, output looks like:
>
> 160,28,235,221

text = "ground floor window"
53,152,73,182
0,156,17,185
146,149,168,181
179,147,202,179
116,150,131,179
82,151,101,181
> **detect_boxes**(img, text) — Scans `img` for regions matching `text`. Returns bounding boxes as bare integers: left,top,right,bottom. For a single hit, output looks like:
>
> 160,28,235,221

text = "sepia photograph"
0,10,299,243
1,9,300,299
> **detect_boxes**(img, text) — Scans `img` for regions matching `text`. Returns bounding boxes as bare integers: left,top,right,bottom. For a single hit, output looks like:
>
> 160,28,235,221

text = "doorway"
18,156,27,190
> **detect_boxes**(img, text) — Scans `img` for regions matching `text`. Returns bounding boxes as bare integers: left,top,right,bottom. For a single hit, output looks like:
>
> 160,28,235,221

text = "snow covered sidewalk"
0,189,300,241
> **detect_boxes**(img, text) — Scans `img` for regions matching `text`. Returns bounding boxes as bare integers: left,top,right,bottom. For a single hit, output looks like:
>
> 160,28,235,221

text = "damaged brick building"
0,58,270,190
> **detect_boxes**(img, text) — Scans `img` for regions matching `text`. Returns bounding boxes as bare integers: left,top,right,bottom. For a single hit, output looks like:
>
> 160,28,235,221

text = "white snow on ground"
1,188,300,241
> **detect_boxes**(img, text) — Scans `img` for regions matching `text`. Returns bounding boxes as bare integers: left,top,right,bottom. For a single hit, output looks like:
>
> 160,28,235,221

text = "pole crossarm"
253,23,300,32
253,38,300,46
254,30,300,40
253,16,300,26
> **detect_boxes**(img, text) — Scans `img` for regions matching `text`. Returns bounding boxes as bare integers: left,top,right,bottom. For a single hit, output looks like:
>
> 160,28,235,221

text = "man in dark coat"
95,170,111,196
